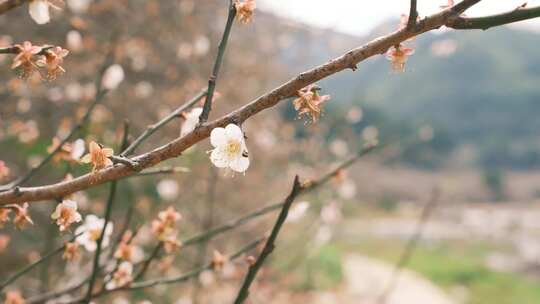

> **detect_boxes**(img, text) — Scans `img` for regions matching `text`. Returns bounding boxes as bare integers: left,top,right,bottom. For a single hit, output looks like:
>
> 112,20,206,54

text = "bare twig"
84,123,129,303
448,5,540,30
0,233,82,291
233,176,303,304
60,237,265,303
199,0,237,123
376,189,440,304
407,0,418,29
120,89,207,156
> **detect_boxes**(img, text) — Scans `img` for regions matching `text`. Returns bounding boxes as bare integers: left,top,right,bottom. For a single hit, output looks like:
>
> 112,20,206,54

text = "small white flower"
70,138,86,161
180,107,202,137
101,64,125,90
287,201,310,223
320,202,342,225
75,215,114,252
28,0,51,24
51,199,82,231
67,0,92,14
105,261,133,290
156,179,179,201
209,124,249,173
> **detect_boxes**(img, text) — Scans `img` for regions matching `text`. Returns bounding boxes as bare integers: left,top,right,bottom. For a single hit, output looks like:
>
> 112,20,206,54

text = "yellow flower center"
89,228,102,241
225,140,241,157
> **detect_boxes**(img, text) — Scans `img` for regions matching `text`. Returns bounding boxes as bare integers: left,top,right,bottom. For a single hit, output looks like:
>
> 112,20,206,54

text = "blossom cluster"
10,41,69,80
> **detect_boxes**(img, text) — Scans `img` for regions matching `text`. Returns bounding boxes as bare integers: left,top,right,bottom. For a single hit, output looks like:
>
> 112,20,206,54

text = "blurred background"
2,0,540,303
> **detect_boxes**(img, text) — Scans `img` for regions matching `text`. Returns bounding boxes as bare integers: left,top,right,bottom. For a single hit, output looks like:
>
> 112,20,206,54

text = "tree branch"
199,0,236,124
233,176,303,304
448,5,540,30
120,89,207,156
2,2,539,205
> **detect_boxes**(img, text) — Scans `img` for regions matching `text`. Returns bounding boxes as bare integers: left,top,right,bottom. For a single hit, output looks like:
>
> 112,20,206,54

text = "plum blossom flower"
36,46,69,80
292,85,331,123
4,290,25,304
28,0,63,24
180,107,202,137
152,206,182,253
287,201,310,223
0,161,10,181
11,203,34,229
67,0,92,13
114,231,144,263
101,64,125,90
80,141,114,171
29,0,50,24
386,44,415,72
211,250,227,272
48,137,84,162
0,208,10,227
51,199,82,231
156,179,179,201
209,124,249,173
105,261,133,290
75,215,113,251
62,242,80,261
11,41,41,78
234,0,256,24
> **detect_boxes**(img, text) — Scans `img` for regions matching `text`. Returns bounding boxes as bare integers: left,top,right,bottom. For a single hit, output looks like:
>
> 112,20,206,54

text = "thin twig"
120,89,207,156
61,237,265,303
84,121,130,302
376,189,440,304
233,176,303,304
449,5,540,30
0,233,82,291
198,0,237,123
407,0,418,29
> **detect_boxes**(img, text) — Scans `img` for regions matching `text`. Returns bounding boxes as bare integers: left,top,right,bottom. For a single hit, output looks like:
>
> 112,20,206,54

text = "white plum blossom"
209,124,249,173
28,0,51,24
101,64,125,90
287,201,310,223
180,107,202,137
75,215,114,251
156,179,179,201
67,0,93,14
51,199,82,231
70,138,86,161
105,261,133,290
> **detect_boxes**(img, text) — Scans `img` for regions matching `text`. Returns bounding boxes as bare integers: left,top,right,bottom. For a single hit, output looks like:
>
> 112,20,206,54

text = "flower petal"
229,155,250,173
28,0,51,24
210,127,227,147
224,124,243,141
210,149,228,168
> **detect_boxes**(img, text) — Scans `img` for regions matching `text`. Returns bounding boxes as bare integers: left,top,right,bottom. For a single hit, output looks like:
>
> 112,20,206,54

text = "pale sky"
259,0,540,35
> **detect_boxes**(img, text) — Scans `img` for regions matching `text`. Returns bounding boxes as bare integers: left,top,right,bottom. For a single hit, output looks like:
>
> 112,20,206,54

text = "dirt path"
331,254,456,304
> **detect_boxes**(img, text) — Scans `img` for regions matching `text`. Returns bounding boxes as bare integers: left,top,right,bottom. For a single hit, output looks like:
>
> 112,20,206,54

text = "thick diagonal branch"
0,0,527,205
